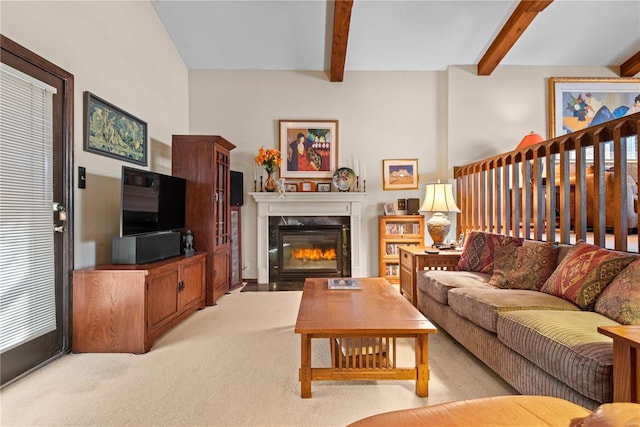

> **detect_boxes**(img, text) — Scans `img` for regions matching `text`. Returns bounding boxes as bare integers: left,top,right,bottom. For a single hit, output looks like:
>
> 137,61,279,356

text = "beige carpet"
0,289,516,426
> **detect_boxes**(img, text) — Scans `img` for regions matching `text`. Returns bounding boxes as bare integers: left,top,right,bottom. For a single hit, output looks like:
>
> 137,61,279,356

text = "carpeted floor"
1,288,517,426
241,280,305,292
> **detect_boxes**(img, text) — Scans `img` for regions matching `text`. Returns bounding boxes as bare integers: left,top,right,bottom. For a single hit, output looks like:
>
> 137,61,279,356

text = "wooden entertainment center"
72,253,206,354
172,135,236,305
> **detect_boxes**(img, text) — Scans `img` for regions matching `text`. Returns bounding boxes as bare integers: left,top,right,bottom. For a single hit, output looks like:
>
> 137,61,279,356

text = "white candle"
354,159,359,175
362,162,366,180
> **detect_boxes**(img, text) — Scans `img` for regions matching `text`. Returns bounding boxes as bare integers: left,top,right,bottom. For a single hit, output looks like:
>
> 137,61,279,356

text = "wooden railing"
454,112,640,252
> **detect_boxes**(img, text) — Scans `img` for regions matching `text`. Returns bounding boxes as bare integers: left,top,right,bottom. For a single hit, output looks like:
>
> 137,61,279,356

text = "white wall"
1,1,189,268
189,70,447,279
448,65,623,170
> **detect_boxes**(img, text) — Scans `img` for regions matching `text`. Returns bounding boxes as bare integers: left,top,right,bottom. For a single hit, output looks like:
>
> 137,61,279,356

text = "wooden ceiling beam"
620,51,640,77
330,0,354,82
477,0,553,76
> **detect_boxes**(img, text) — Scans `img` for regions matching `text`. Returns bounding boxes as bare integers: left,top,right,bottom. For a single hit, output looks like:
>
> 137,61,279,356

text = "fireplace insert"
269,217,351,282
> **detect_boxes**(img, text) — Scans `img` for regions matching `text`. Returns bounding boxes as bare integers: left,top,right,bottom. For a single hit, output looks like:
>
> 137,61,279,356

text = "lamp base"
427,212,451,247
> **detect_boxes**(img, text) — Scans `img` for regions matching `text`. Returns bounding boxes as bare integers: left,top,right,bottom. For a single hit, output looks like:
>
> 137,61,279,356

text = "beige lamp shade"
419,182,461,214
420,182,461,247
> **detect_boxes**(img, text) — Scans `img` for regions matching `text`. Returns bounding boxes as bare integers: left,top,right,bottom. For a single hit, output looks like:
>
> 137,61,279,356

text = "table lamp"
419,182,461,248
516,131,544,149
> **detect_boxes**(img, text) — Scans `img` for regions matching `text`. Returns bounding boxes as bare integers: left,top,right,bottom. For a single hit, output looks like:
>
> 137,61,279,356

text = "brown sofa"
585,166,638,230
348,396,640,426
416,232,639,410
558,164,638,230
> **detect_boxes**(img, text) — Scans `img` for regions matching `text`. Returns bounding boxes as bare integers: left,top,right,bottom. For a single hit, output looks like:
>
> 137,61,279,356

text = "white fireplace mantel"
250,192,368,284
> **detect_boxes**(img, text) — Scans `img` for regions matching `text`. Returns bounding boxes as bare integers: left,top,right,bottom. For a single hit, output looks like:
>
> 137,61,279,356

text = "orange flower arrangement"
255,147,281,174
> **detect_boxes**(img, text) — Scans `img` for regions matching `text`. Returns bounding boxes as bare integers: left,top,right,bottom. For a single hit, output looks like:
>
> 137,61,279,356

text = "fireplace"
269,217,350,282
251,192,367,284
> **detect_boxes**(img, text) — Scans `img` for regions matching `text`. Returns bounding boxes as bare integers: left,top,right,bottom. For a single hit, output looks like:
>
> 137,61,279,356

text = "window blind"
0,63,58,353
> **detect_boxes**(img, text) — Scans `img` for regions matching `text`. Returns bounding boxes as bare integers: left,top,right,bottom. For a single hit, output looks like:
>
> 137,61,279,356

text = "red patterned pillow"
456,231,523,274
594,258,640,325
490,240,559,290
540,241,636,310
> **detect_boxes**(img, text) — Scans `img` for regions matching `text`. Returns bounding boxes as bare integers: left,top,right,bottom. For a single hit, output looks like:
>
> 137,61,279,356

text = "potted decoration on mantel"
255,147,281,192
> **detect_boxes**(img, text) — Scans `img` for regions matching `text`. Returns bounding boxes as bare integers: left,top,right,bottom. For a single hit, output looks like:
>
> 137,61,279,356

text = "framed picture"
298,181,316,192
548,77,640,138
284,183,298,192
383,202,396,216
83,91,147,166
317,182,331,192
382,159,419,190
279,119,338,179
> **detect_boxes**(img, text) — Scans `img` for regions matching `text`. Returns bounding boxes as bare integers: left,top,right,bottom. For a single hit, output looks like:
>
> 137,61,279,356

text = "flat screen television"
120,166,186,236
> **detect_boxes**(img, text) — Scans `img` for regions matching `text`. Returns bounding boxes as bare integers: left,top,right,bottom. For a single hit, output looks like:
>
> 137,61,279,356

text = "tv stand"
72,253,206,353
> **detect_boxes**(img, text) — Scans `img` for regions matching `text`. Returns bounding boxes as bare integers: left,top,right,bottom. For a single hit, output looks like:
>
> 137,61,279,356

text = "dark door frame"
0,34,74,385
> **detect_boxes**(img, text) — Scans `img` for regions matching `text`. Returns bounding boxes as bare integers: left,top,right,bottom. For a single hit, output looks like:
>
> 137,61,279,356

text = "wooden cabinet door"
147,268,180,333
213,247,230,301
179,256,205,312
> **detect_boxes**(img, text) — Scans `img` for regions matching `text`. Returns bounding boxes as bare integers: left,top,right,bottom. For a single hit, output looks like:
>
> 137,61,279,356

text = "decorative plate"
332,167,356,192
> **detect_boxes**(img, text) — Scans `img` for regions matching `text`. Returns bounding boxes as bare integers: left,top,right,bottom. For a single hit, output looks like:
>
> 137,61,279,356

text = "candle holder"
260,176,263,192
254,179,257,192
363,179,366,192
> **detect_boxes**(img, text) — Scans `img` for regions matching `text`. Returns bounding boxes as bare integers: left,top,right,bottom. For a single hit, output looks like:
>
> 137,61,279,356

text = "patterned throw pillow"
456,231,523,274
594,258,640,325
489,240,559,290
540,241,636,310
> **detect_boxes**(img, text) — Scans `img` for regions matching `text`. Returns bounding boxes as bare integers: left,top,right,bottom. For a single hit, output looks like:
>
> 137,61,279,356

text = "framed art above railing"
548,77,640,139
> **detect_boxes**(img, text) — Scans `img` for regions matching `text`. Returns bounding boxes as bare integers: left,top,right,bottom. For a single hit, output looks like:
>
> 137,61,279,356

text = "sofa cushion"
456,231,523,274
417,270,491,305
594,258,640,325
497,310,619,403
490,240,559,290
448,287,579,333
540,241,636,310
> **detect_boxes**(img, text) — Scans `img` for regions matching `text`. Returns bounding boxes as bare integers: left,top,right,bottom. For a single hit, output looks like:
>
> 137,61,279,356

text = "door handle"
53,202,66,233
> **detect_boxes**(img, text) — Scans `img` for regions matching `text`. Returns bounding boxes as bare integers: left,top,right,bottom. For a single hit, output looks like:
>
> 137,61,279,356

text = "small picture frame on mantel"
298,181,316,192
284,183,298,192
316,182,331,192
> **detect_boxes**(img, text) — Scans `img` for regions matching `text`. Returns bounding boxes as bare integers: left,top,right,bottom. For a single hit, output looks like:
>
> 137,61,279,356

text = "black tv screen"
120,166,186,236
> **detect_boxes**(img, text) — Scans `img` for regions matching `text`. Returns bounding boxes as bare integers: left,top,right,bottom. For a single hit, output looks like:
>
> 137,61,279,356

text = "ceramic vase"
264,171,277,192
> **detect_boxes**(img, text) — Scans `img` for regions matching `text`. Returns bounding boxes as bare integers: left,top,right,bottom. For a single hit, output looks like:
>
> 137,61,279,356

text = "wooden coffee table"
294,277,437,398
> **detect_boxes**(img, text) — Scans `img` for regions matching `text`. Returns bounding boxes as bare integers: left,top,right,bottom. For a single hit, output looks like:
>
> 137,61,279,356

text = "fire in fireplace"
269,217,351,282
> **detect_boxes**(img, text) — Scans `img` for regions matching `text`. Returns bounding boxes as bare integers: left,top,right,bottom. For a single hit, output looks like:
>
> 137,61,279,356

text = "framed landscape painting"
279,119,338,179
548,77,640,138
382,159,418,190
83,91,148,166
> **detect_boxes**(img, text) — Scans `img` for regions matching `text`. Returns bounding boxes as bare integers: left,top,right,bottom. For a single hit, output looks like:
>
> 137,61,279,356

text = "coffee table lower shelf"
298,333,430,398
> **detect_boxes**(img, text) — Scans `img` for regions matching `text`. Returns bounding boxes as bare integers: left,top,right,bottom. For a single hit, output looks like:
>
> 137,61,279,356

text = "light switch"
78,166,86,189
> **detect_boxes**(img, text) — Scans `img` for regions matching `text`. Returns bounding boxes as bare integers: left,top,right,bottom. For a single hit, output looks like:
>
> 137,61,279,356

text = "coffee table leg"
300,333,312,398
415,334,429,397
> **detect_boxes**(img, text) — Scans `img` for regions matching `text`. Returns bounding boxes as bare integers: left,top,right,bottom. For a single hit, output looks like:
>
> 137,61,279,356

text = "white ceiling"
151,0,640,73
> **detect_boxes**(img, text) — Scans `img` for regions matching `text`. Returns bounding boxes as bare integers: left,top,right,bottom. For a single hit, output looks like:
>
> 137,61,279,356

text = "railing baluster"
453,112,640,252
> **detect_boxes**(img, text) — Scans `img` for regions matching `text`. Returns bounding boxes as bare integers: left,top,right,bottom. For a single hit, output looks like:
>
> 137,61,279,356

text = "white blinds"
0,63,58,353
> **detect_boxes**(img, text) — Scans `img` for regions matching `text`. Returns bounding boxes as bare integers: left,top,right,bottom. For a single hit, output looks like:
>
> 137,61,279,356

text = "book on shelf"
328,278,362,290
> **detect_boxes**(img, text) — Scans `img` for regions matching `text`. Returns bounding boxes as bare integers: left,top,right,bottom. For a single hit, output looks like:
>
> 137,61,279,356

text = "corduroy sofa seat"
416,232,639,410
